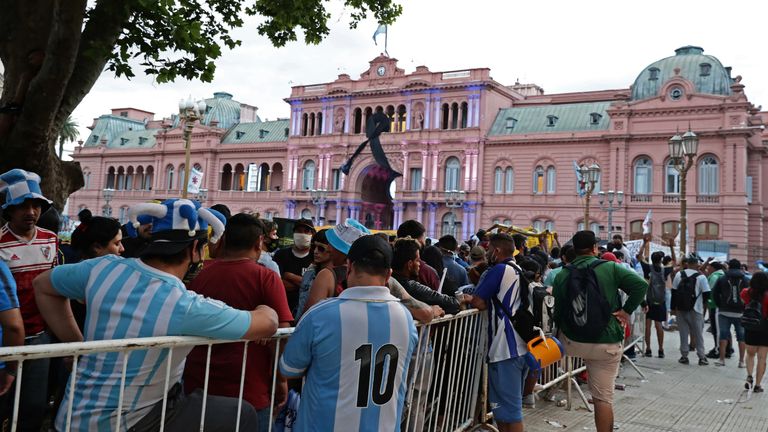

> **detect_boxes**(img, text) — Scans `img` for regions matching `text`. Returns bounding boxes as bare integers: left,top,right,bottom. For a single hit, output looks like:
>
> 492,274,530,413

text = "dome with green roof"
631,46,733,101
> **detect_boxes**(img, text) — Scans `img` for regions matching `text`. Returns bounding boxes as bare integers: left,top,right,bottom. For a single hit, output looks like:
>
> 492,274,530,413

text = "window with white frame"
505,167,514,193
533,166,544,194
546,166,556,193
494,168,503,193
410,168,422,191
444,157,460,191
698,156,719,195
331,169,341,191
665,160,680,194
634,158,652,195
302,160,316,190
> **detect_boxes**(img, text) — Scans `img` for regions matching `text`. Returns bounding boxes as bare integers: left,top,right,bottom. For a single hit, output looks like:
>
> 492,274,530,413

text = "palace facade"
68,47,768,262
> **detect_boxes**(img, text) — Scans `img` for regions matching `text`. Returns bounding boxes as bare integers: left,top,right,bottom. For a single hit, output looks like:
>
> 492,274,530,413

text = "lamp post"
102,188,114,217
444,190,466,237
669,129,699,256
196,188,208,205
598,190,624,239
580,164,601,230
310,189,328,226
178,96,207,199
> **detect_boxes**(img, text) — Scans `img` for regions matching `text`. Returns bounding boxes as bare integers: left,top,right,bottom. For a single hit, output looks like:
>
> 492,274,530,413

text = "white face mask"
293,233,312,249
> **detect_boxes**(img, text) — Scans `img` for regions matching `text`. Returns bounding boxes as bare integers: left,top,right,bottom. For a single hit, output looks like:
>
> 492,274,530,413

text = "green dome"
631,46,733,101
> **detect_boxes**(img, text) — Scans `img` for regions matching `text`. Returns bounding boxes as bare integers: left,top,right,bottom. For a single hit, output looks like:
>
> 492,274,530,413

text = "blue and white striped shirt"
50,256,251,431
279,286,417,432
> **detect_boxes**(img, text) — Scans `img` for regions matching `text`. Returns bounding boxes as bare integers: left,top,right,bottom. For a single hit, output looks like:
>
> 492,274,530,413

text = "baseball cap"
572,230,598,251
347,235,393,271
293,218,315,233
601,252,621,263
326,218,370,255
683,253,702,264
470,246,485,260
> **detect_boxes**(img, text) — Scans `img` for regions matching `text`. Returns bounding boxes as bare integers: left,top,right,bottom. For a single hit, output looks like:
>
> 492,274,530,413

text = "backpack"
647,265,666,305
719,276,745,311
563,260,611,340
741,296,768,332
675,271,700,312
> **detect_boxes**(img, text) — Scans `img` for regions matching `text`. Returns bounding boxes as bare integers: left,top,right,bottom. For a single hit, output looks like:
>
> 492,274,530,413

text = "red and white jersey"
0,224,57,334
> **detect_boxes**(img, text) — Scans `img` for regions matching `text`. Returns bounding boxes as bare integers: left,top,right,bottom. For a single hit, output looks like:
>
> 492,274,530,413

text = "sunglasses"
314,243,330,253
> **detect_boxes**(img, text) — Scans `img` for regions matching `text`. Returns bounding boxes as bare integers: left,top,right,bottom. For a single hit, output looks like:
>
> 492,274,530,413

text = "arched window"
125,167,134,191
83,171,91,189
302,160,316,190
165,165,174,190
460,102,468,129
577,222,600,233
505,167,514,193
533,166,544,194
450,102,459,129
386,105,396,131
629,220,650,240
503,219,512,226
144,166,154,190
695,221,719,240
444,157,460,191
301,113,308,136
233,163,245,191
665,160,680,194
135,166,144,191
533,220,543,232
258,163,270,191
220,163,233,191
661,221,679,240
441,212,459,237
118,207,128,224
301,208,312,220
106,167,116,189
315,112,323,136
116,167,125,190
494,167,503,193
396,105,407,132
271,163,283,191
353,108,363,134
544,220,555,231
633,158,652,195
441,103,449,130
364,107,373,129
546,166,556,194
178,164,186,191
698,156,719,195
308,113,315,136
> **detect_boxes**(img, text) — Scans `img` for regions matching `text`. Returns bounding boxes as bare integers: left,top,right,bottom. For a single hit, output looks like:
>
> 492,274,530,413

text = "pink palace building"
68,47,768,262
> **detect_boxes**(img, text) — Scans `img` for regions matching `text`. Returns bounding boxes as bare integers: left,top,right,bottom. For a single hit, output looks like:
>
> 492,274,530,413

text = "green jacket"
553,255,648,343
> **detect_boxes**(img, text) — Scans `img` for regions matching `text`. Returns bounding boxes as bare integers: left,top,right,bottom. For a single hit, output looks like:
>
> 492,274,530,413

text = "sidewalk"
522,328,768,431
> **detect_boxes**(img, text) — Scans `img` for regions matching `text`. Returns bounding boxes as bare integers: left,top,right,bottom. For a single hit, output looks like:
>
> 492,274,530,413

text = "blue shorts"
488,356,528,424
718,314,745,342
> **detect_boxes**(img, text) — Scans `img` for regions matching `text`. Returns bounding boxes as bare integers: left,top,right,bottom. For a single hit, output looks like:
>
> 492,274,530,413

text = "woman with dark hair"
71,214,124,259
294,229,332,320
741,272,768,392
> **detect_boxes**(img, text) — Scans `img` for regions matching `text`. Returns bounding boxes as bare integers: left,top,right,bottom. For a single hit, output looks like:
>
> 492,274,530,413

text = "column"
317,154,324,189
286,156,293,190
461,203,470,241
402,151,410,190
344,104,351,134
416,202,424,224
421,150,429,191
463,150,471,191
393,203,404,229
424,97,432,130
335,201,343,224
433,97,442,130
293,155,300,190
468,203,477,238
467,96,474,127
291,108,298,135
319,202,326,224
431,151,439,191
471,151,479,191
473,94,481,127
427,202,438,238
405,100,412,131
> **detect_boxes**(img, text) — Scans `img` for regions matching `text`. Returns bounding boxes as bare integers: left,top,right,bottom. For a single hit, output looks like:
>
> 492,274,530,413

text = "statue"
340,112,401,182
334,112,345,133
413,109,424,130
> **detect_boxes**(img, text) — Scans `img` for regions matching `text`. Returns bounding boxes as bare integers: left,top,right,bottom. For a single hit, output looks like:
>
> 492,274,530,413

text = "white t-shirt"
672,268,711,314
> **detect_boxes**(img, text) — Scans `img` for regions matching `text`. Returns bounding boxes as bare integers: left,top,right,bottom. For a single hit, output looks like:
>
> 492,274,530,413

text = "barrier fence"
0,308,646,432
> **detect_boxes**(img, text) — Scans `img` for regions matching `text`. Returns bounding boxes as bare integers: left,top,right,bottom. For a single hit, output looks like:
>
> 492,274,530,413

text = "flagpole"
384,25,388,56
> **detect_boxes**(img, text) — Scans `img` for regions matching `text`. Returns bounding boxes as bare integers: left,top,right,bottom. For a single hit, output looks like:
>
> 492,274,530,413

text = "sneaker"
644,349,653,358
678,357,690,365
658,350,665,359
714,360,726,366
699,358,709,366
754,386,764,393
738,361,746,368
522,394,535,408
706,349,719,359
746,375,754,390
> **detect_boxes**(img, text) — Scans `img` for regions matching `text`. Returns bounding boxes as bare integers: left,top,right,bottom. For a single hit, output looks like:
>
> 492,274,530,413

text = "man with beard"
396,220,440,290
0,169,57,432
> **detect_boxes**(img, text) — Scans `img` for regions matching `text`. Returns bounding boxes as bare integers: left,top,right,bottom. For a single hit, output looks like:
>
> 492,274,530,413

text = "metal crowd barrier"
0,311,490,432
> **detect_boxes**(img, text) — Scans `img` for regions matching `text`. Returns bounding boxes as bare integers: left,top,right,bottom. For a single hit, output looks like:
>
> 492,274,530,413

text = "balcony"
662,195,680,204
696,195,720,204
630,194,652,203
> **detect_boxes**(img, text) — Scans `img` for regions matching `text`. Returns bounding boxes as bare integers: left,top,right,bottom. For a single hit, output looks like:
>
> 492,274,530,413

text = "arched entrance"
358,165,394,230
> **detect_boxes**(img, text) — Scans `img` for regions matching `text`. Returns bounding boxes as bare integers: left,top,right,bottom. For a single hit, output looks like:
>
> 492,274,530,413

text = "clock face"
376,66,386,76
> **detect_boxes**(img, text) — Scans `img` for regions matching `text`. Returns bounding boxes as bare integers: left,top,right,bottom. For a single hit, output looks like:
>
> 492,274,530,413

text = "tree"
0,0,401,209
58,116,79,159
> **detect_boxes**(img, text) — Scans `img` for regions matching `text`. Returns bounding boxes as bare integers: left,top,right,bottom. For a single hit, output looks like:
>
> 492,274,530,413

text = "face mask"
293,233,312,249
265,239,279,253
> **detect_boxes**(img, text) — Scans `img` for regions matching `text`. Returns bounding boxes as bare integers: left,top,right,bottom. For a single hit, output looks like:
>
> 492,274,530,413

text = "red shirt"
741,288,768,319
419,260,440,291
183,258,293,409
0,224,57,334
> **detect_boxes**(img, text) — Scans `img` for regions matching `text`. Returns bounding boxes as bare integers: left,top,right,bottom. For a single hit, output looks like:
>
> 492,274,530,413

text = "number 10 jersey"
280,286,418,431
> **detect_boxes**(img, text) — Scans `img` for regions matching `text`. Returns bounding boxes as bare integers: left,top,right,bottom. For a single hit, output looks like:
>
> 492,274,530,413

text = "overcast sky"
67,0,768,157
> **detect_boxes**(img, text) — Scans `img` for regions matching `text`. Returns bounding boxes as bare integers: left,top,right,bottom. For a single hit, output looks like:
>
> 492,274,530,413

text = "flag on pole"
642,209,653,234
573,161,585,197
372,24,387,44
187,166,204,194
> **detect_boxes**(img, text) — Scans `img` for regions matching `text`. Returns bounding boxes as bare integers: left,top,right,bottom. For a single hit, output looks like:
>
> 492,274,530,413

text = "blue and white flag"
642,209,652,234
372,24,387,44
573,161,585,197
187,166,204,194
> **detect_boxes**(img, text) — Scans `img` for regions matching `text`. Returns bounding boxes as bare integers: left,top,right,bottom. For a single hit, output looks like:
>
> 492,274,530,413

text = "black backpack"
741,294,768,332
563,260,610,340
719,276,745,311
675,271,700,311
647,265,666,305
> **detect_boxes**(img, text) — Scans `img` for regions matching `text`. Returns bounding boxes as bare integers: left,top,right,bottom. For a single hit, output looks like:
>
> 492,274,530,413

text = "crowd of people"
0,167,766,432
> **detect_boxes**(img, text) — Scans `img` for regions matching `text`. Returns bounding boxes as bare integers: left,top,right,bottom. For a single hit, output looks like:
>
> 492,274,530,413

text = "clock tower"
360,54,404,80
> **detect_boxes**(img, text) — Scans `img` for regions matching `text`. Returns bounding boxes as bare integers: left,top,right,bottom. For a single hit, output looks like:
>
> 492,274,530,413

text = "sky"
66,0,768,158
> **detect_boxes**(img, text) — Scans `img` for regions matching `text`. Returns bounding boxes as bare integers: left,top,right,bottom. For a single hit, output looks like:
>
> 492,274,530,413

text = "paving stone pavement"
520,328,768,432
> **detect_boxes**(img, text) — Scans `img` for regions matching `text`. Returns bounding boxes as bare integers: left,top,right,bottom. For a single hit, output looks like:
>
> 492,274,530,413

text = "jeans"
677,311,706,359
718,314,745,342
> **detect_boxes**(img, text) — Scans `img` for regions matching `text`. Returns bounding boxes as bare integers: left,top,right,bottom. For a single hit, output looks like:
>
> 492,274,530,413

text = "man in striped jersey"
468,233,529,432
280,235,418,431
33,199,279,431
0,169,57,432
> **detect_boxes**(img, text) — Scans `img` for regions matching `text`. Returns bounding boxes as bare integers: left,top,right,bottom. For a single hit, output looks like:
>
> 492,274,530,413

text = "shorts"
559,333,622,404
646,303,667,322
718,314,745,342
487,356,528,424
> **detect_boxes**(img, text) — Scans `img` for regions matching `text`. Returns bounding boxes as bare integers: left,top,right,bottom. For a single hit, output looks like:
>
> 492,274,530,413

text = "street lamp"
197,188,208,204
598,190,624,239
178,96,207,199
580,163,601,230
102,188,114,217
310,189,328,226
669,128,699,256
444,190,466,237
